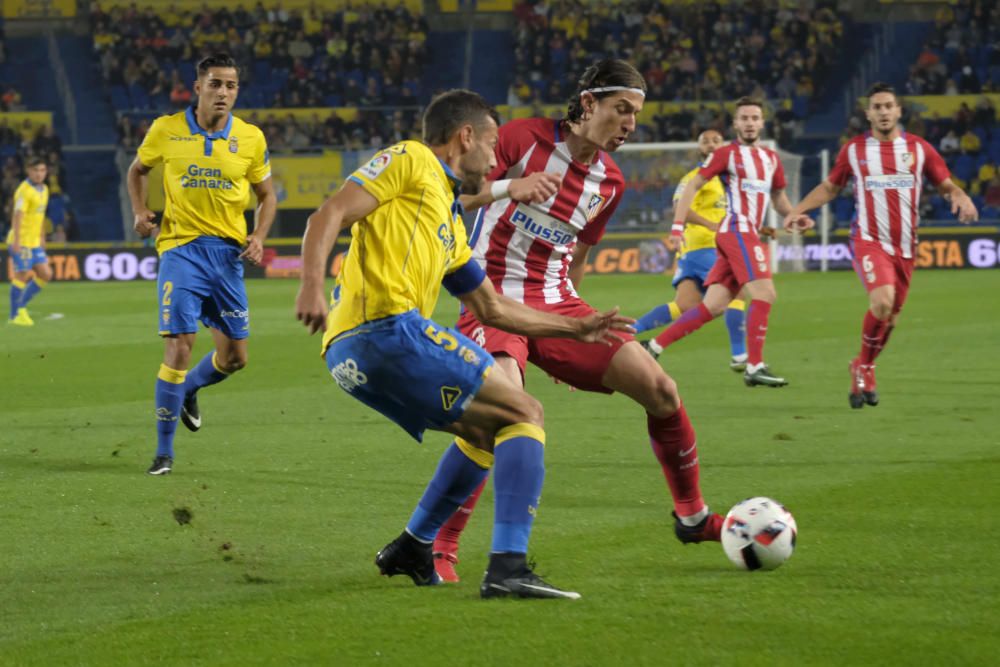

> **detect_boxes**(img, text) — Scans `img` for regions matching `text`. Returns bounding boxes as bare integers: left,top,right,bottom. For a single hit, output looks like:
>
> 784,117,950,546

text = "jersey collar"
436,158,465,216
185,106,234,157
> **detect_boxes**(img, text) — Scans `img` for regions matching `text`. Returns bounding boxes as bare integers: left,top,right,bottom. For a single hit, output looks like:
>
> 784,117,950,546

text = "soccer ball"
721,497,797,571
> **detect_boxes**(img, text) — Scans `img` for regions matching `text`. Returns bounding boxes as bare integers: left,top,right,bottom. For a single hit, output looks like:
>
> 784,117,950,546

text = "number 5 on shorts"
424,324,458,351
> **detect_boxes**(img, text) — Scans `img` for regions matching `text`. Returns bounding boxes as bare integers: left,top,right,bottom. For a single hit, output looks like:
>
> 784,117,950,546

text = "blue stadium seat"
178,62,196,84
953,154,976,182
110,84,130,110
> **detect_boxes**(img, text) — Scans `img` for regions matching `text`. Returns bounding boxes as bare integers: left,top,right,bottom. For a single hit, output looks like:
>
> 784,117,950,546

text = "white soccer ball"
721,497,797,571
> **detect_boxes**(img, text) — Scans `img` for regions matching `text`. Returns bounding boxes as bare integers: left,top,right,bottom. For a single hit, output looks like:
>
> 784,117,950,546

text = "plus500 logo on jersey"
740,179,771,195
864,174,915,190
510,204,577,247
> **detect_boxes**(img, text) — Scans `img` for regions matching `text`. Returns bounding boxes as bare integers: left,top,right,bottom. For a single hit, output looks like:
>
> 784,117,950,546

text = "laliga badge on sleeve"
360,152,392,179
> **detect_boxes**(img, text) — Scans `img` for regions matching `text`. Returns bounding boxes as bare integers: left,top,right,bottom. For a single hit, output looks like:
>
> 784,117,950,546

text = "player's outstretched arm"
295,181,379,334
937,179,979,224
670,173,706,238
458,276,634,344
241,178,278,265
459,172,563,213
126,157,158,239
782,180,841,231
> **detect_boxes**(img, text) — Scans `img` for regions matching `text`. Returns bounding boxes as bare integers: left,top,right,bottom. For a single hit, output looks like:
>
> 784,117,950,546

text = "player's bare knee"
650,373,681,415
871,299,893,321
220,351,247,373
34,264,52,282
511,392,544,428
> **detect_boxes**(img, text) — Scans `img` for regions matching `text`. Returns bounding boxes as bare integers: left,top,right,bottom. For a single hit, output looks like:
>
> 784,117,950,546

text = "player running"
430,60,726,583
295,89,633,600
7,157,51,327
633,129,749,372
127,53,278,475
783,82,977,408
642,97,806,388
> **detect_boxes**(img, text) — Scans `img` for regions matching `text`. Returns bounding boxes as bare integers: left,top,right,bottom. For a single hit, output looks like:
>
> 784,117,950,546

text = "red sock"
873,324,895,362
859,310,890,365
433,476,487,553
746,300,772,366
652,303,714,348
647,406,704,516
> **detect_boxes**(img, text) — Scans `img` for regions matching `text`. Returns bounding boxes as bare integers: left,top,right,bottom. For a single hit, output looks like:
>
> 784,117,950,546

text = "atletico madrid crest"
585,193,606,222
900,151,913,168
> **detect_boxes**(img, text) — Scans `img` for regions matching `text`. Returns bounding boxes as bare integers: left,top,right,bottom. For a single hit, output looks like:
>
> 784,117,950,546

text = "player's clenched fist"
576,306,636,345
133,209,158,238
509,172,562,203
295,285,329,334
781,214,814,233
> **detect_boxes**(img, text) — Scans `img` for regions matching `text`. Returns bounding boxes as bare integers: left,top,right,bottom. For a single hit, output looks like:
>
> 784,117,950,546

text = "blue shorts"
324,310,495,442
157,237,249,339
672,247,717,291
11,246,47,273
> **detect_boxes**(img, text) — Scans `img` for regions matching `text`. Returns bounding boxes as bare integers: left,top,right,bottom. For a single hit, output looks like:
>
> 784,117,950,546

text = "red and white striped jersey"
698,141,787,235
829,132,950,258
469,118,624,305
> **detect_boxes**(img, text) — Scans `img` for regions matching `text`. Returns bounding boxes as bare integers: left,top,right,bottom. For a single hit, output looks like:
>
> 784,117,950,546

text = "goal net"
612,141,808,273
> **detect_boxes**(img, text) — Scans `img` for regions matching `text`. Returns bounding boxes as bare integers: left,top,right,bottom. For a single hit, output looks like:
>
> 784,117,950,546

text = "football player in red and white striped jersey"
785,82,977,409
431,60,726,583
644,97,807,388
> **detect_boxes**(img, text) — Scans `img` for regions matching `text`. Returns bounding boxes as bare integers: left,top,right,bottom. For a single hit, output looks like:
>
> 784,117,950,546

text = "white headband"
582,86,646,97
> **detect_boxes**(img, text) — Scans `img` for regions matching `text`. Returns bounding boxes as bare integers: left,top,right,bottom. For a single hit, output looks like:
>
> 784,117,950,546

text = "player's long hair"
565,60,647,124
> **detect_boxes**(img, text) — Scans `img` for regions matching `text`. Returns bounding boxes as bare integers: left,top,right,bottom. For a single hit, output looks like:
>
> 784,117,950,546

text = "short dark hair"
866,82,897,101
422,89,499,145
26,156,46,168
734,96,765,114
567,59,647,122
197,53,239,78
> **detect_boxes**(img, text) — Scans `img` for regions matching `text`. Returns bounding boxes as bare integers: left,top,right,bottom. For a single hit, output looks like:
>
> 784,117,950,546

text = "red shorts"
850,238,914,310
705,231,772,294
455,297,634,393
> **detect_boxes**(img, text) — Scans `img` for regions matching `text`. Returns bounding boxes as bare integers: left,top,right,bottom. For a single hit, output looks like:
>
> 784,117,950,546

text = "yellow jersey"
137,108,271,254
7,179,49,247
672,164,727,256
322,140,474,349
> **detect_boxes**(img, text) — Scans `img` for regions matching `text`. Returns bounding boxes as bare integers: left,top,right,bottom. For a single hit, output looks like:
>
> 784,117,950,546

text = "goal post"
612,141,830,273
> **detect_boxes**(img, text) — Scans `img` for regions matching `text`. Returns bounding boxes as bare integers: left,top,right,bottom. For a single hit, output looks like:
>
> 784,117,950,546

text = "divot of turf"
172,507,193,525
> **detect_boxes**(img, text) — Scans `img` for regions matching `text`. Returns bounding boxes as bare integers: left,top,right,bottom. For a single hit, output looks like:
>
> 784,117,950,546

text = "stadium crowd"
508,0,844,119
90,2,429,110
904,0,1000,96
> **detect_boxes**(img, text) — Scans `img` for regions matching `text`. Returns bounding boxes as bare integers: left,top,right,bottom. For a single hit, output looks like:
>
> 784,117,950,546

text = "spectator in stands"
960,128,982,154
940,129,960,155
1,87,24,111
32,126,61,158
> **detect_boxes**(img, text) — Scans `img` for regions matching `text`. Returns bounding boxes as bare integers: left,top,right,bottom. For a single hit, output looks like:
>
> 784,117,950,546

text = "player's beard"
460,171,486,195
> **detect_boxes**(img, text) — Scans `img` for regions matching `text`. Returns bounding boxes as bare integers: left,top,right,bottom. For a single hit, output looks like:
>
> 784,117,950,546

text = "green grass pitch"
2,270,998,666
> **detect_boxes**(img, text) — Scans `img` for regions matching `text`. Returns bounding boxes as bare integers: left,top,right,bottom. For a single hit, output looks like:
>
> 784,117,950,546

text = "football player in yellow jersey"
295,89,632,600
127,54,277,476
636,130,750,370
7,157,51,326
